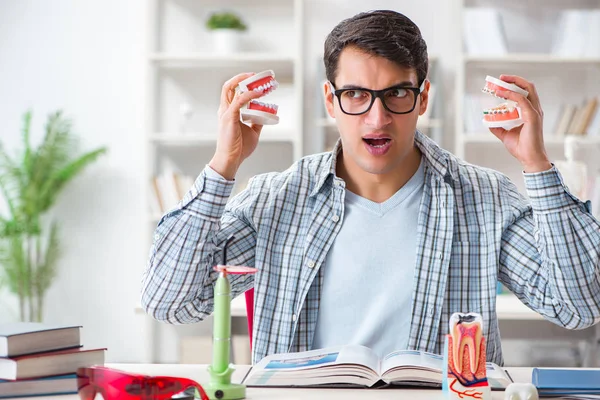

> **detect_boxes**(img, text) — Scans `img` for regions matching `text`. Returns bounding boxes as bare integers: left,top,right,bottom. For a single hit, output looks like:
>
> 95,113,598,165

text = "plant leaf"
37,147,107,213
3,236,29,297
22,110,33,177
0,142,22,217
34,222,60,295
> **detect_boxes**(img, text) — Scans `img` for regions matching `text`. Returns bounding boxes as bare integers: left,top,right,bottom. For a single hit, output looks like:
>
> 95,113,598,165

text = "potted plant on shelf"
205,11,247,54
0,110,107,322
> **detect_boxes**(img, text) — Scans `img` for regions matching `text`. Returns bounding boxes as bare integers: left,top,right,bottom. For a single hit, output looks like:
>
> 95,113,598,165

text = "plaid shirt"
141,130,600,365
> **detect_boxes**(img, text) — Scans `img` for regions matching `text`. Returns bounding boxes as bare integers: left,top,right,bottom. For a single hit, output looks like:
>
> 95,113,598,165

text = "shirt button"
437,252,443,260
332,215,340,222
307,260,316,268
154,233,160,241
292,314,297,321
428,309,434,317
335,180,343,187
441,200,446,207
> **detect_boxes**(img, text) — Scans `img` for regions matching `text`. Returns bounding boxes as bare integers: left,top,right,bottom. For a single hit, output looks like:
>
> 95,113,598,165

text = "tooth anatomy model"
443,312,491,400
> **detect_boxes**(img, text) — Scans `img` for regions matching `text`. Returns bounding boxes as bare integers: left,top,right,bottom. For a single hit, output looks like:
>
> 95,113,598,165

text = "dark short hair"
324,10,428,86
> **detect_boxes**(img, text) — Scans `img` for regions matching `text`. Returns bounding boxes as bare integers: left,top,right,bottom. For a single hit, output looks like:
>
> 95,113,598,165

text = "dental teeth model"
236,69,280,125
504,383,539,400
443,312,492,400
482,75,529,131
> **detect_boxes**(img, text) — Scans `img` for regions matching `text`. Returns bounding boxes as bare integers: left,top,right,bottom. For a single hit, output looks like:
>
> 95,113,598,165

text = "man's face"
324,46,429,177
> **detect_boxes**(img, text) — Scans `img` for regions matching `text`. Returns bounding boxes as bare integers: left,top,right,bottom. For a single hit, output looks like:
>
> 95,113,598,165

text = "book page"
251,344,380,374
380,350,512,389
485,362,513,389
243,345,382,387
381,349,443,375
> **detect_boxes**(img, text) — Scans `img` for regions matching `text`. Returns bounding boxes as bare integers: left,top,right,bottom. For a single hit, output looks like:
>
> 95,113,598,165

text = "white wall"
1,1,577,365
0,0,462,363
0,0,149,362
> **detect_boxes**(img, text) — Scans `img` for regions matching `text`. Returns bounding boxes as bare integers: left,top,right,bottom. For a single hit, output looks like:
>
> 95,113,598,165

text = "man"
141,10,600,365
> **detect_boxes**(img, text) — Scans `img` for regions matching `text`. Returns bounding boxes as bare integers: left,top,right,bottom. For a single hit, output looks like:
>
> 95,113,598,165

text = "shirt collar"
310,130,450,197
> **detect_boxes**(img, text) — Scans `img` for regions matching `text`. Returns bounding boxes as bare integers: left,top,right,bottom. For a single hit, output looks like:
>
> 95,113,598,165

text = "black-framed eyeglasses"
329,80,426,115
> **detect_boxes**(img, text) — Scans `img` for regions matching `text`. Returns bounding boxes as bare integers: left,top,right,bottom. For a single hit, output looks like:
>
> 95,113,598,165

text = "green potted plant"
205,11,248,53
0,110,107,322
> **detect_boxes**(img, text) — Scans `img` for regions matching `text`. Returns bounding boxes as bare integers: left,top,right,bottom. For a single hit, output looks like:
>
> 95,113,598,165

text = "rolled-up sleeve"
141,166,256,323
499,166,600,329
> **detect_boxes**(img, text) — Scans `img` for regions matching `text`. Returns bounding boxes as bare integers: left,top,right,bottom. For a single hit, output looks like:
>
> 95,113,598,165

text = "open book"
243,345,513,389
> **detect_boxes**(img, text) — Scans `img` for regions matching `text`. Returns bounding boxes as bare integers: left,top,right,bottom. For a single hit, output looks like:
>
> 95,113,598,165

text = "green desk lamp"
205,264,257,400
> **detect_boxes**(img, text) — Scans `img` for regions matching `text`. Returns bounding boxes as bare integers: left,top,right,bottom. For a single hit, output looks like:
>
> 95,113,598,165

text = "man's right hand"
209,72,267,180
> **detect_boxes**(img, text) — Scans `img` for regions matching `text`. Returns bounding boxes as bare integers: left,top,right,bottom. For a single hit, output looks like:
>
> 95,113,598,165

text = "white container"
211,29,242,54
555,136,588,199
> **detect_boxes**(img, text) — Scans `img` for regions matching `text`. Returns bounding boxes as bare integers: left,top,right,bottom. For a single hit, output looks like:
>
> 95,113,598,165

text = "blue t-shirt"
312,157,425,358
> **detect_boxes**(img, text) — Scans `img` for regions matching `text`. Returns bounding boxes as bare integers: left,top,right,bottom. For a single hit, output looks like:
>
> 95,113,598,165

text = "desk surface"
26,364,534,400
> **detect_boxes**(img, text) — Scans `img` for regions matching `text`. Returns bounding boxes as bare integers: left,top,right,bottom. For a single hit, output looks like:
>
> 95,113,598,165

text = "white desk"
26,364,535,400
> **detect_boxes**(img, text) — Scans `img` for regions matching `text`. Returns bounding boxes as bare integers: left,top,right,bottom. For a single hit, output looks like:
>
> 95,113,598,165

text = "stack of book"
0,323,106,398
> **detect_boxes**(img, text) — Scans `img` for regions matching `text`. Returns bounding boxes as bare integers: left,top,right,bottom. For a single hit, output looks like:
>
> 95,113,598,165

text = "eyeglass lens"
339,87,416,114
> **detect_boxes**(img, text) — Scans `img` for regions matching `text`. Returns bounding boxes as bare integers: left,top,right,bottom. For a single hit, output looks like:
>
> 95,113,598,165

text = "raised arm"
499,168,600,329
491,74,600,328
141,72,271,323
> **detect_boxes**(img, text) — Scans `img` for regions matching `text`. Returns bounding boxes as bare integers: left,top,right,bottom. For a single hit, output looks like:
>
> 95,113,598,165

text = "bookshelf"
144,0,305,363
455,0,600,194
145,0,305,212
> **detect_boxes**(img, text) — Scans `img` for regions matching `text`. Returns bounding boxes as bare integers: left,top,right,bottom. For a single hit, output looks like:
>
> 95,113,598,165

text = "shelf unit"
455,0,600,192
145,0,304,193
145,0,305,212
144,0,304,364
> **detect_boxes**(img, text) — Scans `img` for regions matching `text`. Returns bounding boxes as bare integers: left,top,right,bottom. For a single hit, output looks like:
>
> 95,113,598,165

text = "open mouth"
362,138,391,148
237,70,280,125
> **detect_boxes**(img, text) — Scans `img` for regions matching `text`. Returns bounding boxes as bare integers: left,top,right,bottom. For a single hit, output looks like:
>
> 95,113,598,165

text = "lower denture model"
481,75,529,131
236,70,280,125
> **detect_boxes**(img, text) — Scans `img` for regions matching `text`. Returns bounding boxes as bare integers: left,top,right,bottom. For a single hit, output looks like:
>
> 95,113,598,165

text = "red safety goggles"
76,366,209,400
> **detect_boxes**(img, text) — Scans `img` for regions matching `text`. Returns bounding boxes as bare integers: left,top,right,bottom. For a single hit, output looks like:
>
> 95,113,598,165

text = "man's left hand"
489,75,552,173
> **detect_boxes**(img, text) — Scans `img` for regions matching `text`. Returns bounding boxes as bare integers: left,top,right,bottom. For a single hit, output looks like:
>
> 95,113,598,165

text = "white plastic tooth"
253,88,261,92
